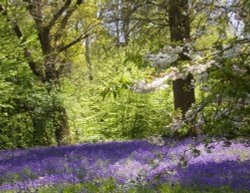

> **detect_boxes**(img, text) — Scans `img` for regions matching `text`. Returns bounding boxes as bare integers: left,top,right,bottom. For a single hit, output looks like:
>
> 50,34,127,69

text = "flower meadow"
0,138,250,193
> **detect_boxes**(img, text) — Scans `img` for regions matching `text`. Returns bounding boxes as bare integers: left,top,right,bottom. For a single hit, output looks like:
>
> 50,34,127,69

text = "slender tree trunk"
115,0,121,45
241,0,250,35
169,0,195,115
85,36,94,81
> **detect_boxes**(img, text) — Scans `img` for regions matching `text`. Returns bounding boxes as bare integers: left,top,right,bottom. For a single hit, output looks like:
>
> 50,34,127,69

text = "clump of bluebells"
0,138,249,192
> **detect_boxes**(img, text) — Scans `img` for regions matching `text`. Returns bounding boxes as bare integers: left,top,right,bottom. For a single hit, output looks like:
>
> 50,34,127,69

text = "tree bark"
9,0,74,145
173,74,195,115
85,36,94,81
115,0,121,45
169,0,195,115
2,0,97,145
52,96,72,145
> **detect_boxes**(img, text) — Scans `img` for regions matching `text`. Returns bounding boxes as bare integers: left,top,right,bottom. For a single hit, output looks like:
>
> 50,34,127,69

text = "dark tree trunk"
173,74,195,114
9,0,73,145
169,0,195,115
3,0,94,145
52,97,72,145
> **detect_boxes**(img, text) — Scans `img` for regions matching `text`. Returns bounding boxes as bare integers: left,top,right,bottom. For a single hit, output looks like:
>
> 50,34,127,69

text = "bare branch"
56,0,84,33
47,0,72,30
54,1,83,48
57,23,100,52
57,33,88,52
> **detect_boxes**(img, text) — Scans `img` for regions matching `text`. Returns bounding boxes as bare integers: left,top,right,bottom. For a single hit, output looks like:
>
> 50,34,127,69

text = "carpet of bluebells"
0,138,250,192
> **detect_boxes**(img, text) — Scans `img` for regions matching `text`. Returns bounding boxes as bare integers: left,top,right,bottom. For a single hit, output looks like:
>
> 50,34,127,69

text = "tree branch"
57,33,88,52
54,3,79,48
23,0,43,28
1,4,45,82
17,26,46,82
57,23,100,52
13,22,46,82
47,0,72,31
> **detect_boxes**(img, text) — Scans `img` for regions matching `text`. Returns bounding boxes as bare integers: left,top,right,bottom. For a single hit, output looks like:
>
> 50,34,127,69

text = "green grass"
3,182,249,193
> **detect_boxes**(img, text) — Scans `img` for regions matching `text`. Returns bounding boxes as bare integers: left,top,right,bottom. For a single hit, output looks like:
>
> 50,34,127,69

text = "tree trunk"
85,36,94,81
115,0,121,45
4,0,93,146
169,0,195,115
52,96,72,145
173,74,195,114
24,0,73,145
44,57,72,145
12,22,72,145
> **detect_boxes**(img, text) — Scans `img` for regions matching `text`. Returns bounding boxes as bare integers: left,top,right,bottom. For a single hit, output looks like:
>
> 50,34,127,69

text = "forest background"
0,0,249,150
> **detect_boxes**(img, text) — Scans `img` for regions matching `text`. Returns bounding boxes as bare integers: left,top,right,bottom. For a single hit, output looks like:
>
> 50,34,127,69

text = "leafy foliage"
0,14,55,149
0,0,249,147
